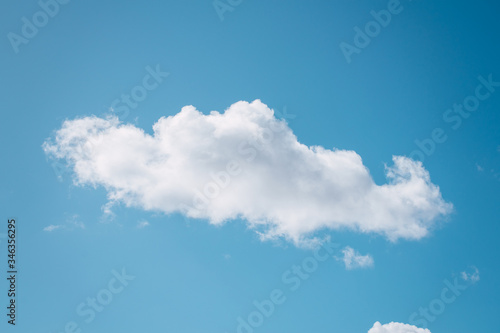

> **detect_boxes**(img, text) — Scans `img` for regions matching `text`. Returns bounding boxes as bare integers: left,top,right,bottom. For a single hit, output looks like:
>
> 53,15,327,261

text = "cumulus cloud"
338,246,374,270
368,322,431,333
43,100,452,245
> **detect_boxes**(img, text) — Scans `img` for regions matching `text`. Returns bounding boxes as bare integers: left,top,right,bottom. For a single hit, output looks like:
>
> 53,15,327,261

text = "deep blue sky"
1,0,499,332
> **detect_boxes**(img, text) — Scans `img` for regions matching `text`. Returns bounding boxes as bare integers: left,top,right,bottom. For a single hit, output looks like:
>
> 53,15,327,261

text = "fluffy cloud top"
338,246,374,270
43,100,452,245
368,322,431,333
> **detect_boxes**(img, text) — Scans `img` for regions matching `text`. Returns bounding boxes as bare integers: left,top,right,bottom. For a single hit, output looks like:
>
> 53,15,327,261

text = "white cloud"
68,214,85,229
137,220,150,229
338,246,374,270
43,224,63,232
101,201,116,222
368,322,431,333
43,100,452,245
43,214,84,232
461,266,480,283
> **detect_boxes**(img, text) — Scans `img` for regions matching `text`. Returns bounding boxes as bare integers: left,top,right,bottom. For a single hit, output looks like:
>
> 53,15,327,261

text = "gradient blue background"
1,0,499,332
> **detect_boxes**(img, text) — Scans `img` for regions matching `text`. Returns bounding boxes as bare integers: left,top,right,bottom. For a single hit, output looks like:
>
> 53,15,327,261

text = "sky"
1,0,499,332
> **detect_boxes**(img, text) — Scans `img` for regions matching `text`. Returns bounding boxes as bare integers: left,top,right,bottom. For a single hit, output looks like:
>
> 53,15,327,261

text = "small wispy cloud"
461,266,480,284
43,214,85,232
101,202,116,223
137,220,150,229
337,246,374,270
68,214,85,229
43,224,63,232
476,163,484,172
223,254,231,260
